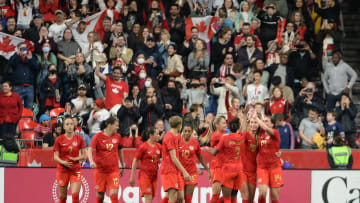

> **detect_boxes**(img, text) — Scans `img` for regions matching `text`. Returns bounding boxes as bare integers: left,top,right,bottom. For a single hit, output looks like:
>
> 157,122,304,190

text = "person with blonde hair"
158,29,173,67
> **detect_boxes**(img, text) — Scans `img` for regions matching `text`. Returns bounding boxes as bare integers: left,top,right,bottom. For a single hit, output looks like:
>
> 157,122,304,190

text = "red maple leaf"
196,21,207,33
0,36,16,54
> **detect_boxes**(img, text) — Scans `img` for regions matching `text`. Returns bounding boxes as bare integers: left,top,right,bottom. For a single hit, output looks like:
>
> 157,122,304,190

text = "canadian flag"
73,11,103,32
0,32,34,59
185,16,220,43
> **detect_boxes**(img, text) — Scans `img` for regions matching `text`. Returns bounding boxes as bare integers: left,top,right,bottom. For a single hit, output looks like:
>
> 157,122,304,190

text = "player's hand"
183,172,191,181
197,168,203,175
120,168,125,177
90,162,96,168
129,177,135,187
62,161,73,168
275,151,282,158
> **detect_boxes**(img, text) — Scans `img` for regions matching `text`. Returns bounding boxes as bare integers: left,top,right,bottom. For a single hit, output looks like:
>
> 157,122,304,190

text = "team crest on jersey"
59,180,63,184
147,188,151,192
156,150,160,154
72,142,78,146
265,136,270,140
112,139,117,144
95,185,99,189
189,146,194,150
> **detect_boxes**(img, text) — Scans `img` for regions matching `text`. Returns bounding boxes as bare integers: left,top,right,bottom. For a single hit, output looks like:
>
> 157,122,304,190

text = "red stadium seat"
20,130,39,149
17,120,38,133
20,108,33,122
49,108,65,127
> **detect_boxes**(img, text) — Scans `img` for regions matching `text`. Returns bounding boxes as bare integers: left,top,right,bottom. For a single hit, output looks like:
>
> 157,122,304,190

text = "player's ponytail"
141,127,155,142
229,118,240,133
100,116,118,131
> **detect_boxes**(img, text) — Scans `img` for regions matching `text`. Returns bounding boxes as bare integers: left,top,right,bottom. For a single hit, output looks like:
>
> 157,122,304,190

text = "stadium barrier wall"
18,149,360,169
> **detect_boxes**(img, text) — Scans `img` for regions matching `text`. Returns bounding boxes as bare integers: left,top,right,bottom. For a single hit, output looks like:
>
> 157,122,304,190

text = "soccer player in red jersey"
88,116,125,203
160,116,190,203
254,115,283,203
53,117,86,203
129,127,161,203
211,118,245,203
240,115,260,203
178,124,211,203
209,116,227,203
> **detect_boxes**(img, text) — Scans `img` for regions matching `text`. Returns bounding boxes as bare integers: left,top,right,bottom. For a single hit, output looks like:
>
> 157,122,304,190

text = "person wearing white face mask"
36,42,57,89
137,69,148,90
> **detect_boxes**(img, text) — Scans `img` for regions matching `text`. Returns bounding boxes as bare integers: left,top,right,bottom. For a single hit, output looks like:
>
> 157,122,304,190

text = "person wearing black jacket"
140,87,164,129
23,14,44,43
117,97,141,137
161,80,182,130
236,35,264,70
336,94,358,148
39,64,62,115
167,4,185,46
267,53,294,88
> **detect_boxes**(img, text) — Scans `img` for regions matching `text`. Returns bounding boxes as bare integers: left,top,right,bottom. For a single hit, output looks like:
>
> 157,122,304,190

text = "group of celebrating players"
52,109,283,203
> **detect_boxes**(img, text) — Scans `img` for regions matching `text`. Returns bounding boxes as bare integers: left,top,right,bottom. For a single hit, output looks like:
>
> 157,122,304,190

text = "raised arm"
95,62,107,81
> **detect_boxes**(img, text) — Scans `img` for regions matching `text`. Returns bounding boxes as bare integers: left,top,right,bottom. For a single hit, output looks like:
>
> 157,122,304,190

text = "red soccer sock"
110,194,118,203
231,197,237,203
258,196,266,203
219,196,225,203
72,193,79,203
210,194,220,203
59,196,66,203
161,197,169,203
223,196,232,203
96,196,104,203
185,194,193,203
242,200,249,203
272,200,279,203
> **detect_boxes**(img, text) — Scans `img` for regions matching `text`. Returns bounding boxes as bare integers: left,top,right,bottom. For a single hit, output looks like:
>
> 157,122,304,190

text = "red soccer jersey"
210,131,224,169
241,132,258,172
257,129,281,169
53,134,86,172
135,141,162,179
89,132,122,173
216,133,245,173
160,131,181,174
179,138,201,175
105,76,129,109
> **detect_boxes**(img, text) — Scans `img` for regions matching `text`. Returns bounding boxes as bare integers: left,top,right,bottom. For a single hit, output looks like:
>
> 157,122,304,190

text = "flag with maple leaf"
71,12,103,33
185,16,220,42
0,32,28,59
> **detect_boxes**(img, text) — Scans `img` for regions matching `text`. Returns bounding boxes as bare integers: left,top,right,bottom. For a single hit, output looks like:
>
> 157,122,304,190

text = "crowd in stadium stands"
0,0,358,150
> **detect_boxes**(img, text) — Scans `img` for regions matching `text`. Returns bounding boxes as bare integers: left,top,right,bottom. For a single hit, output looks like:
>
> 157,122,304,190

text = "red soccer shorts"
210,168,223,183
242,171,256,185
257,167,284,188
183,173,198,186
221,171,243,190
94,171,120,192
139,172,157,197
56,170,82,187
161,173,184,192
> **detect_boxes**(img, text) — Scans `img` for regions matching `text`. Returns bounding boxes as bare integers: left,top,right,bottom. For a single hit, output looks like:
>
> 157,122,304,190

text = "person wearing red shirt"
0,81,23,138
225,97,241,124
240,116,260,203
211,118,245,203
209,116,227,203
53,117,86,203
265,87,290,121
254,115,283,203
179,125,211,203
160,116,190,203
129,127,161,203
95,64,129,110
88,116,125,203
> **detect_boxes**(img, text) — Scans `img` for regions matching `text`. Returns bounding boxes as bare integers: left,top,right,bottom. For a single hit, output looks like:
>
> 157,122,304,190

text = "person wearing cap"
71,84,94,121
48,10,67,43
135,36,163,77
34,114,52,140
210,74,240,119
87,99,110,137
23,13,44,43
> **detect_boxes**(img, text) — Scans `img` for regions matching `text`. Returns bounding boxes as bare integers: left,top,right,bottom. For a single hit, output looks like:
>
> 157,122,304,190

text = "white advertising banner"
311,170,360,203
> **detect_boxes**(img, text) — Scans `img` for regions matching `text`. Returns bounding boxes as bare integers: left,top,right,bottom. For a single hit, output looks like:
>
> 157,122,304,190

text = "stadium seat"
20,108,33,122
20,130,38,149
17,120,38,134
49,108,65,127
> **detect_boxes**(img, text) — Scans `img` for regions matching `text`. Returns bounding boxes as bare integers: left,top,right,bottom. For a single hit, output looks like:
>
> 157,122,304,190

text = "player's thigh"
221,185,233,197
70,181,82,194
270,187,281,200
58,185,68,197
185,184,196,195
177,189,184,203
240,182,249,200
143,194,153,203
258,184,269,197
109,189,119,196
212,181,222,194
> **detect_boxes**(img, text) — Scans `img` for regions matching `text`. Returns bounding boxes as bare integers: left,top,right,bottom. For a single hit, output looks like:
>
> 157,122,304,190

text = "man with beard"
168,3,185,46
236,35,264,69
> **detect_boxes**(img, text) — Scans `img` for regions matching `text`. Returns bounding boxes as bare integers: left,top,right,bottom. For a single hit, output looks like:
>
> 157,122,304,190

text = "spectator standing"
265,87,290,121
243,70,269,105
210,74,240,119
257,3,282,50
236,35,264,70
164,44,184,83
23,14,44,43
269,76,294,105
109,35,133,66
140,87,164,128
187,39,210,78
0,81,23,138
95,65,129,110
211,27,234,76
39,64,62,115
48,10,67,43
322,51,357,110
325,110,345,148
181,78,209,117
274,113,294,149
116,97,140,137
235,1,254,31
71,84,94,121
9,42,39,109
2,16,17,35
298,108,325,149
336,94,358,148
234,23,263,52
161,81,182,130
87,99,110,137
35,42,57,89
216,0,238,24
314,0,340,25
15,0,38,29
180,26,199,63
263,0,288,18
218,53,235,78
268,53,294,89
168,4,185,46
294,82,324,121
